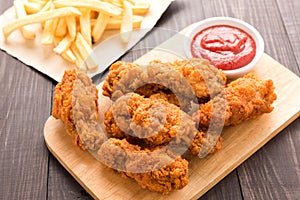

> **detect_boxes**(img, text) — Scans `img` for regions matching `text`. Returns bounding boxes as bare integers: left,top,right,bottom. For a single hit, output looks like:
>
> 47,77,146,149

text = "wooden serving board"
44,26,300,200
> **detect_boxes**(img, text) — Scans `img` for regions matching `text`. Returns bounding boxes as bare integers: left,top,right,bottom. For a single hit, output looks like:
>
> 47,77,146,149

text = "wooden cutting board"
44,26,300,200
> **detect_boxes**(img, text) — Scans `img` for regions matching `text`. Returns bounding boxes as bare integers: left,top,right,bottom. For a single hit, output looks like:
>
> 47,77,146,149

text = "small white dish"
184,17,264,79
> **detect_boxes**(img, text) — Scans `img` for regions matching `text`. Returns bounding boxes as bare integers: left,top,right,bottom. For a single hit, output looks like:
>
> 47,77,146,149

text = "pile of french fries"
2,0,150,71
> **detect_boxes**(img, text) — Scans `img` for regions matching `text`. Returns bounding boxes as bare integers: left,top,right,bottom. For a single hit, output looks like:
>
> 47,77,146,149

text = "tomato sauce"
191,25,256,70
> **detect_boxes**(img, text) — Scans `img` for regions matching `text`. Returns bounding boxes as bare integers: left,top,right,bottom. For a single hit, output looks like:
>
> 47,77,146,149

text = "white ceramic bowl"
184,17,264,79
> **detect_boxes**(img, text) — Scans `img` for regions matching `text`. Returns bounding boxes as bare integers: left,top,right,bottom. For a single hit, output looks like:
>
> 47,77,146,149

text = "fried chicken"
53,60,277,195
104,92,197,149
104,92,222,157
189,128,223,157
193,73,277,127
52,70,104,150
150,59,227,99
102,59,227,108
102,61,139,98
97,138,189,194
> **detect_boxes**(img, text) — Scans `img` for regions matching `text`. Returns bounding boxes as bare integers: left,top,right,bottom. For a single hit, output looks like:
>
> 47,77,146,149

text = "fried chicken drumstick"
98,138,189,194
193,74,277,127
52,70,104,150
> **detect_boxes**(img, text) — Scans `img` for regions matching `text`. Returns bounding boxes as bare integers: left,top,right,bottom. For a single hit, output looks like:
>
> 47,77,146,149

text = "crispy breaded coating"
193,74,277,127
52,70,104,150
54,61,278,195
97,138,189,194
104,93,196,148
52,70,77,140
102,61,139,97
105,92,222,156
189,129,222,156
148,91,180,106
102,59,226,103
150,59,227,99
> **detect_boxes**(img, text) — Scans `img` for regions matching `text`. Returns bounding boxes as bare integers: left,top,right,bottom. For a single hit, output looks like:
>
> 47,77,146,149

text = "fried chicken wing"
193,74,277,127
102,59,226,106
97,138,189,194
150,59,227,99
52,70,104,150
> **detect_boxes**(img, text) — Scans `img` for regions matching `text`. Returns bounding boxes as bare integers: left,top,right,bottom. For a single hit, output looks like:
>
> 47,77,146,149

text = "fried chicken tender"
52,70,104,150
102,59,226,104
97,138,189,194
104,93,197,148
193,74,277,127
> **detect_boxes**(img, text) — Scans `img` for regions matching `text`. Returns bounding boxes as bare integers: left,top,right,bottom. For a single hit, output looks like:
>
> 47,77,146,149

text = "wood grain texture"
0,0,299,199
227,0,300,199
0,50,53,199
48,154,93,200
237,118,300,200
199,171,243,200
277,0,300,71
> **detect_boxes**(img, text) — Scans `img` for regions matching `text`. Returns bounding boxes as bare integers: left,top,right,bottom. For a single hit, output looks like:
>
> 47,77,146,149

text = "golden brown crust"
104,92,222,157
97,138,189,194
54,61,277,195
52,70,103,150
102,61,139,97
150,59,227,99
104,93,196,147
102,59,227,102
189,129,222,156
52,69,78,143
193,73,277,127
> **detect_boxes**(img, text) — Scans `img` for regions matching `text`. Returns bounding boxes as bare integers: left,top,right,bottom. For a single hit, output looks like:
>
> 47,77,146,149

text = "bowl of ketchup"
184,17,264,79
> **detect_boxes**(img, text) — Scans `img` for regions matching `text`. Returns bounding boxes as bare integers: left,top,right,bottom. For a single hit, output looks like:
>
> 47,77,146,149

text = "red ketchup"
191,25,256,70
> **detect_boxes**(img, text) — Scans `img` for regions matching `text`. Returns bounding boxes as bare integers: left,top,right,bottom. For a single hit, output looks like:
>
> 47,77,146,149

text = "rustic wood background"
0,0,299,199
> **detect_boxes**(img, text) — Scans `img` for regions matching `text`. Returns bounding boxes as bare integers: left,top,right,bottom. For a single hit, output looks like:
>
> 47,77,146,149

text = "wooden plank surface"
0,46,52,199
0,1,52,199
277,0,300,70
0,0,299,199
226,0,300,199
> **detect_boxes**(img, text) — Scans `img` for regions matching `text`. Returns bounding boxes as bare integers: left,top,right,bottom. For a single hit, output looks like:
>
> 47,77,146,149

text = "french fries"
105,15,143,30
41,18,58,45
61,49,76,64
55,18,67,37
92,12,110,43
14,1,36,39
79,9,92,46
2,0,150,71
121,0,133,43
2,7,81,38
53,0,122,16
24,1,45,14
53,35,73,54
65,16,77,40
75,33,98,70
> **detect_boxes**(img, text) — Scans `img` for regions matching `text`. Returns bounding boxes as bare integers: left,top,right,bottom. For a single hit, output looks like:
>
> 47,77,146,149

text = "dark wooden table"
0,0,299,199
